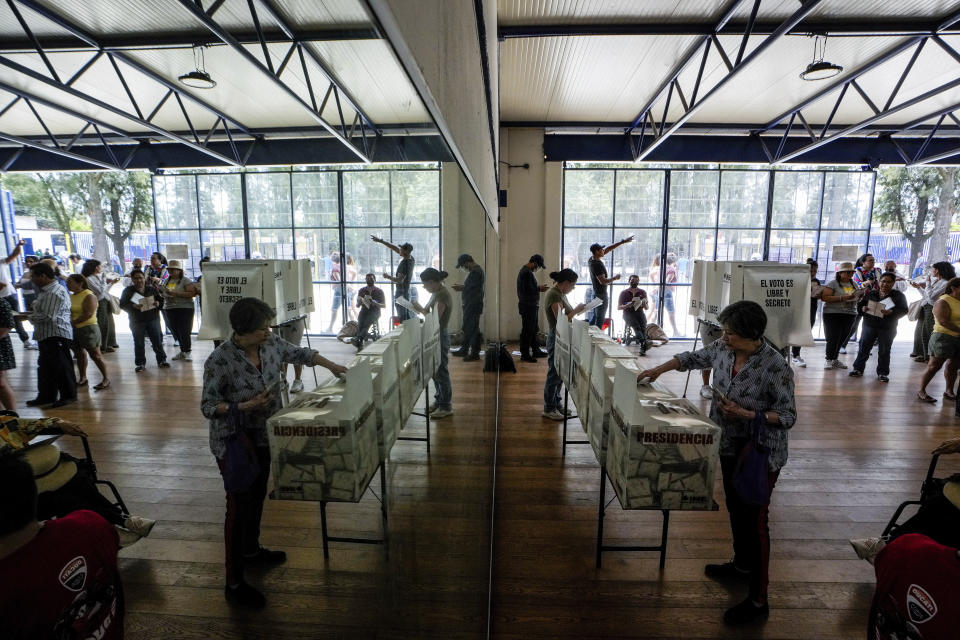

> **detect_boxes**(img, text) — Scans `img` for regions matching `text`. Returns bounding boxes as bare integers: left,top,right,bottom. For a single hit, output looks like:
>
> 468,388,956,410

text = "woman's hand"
326,362,348,378
572,302,586,315
932,437,960,455
719,398,753,419
239,390,273,412
637,368,661,384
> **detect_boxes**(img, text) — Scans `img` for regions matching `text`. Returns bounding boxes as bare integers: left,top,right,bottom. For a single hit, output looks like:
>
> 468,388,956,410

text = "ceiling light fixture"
800,35,842,81
178,45,216,89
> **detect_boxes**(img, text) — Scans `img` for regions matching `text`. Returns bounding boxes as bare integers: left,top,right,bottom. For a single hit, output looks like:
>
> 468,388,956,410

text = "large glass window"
562,165,876,340
152,165,441,335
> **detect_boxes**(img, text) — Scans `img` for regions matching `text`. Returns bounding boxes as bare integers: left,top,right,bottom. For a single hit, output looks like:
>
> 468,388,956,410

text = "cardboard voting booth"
351,339,401,460
572,325,615,429
397,318,423,422
555,313,572,387
420,308,440,381
267,361,379,503
586,343,639,463
199,259,314,341
606,362,720,511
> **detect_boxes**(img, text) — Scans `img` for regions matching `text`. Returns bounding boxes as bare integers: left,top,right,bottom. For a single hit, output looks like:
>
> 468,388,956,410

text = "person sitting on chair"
617,274,649,355
0,456,125,639
352,273,385,351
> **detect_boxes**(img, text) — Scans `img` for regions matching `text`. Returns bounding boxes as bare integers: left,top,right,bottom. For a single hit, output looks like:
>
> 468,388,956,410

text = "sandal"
945,391,957,401
94,380,110,391
917,392,937,403
77,378,88,387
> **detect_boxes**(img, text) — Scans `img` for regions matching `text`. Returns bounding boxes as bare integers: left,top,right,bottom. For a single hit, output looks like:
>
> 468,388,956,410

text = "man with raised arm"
371,235,414,322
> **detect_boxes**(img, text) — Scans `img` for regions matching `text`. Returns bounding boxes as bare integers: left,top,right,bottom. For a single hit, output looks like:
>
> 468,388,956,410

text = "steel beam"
175,0,373,163
631,0,823,162
0,131,120,170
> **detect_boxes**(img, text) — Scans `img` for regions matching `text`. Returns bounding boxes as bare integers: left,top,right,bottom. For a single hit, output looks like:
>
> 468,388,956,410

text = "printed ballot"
395,296,417,312
583,297,604,313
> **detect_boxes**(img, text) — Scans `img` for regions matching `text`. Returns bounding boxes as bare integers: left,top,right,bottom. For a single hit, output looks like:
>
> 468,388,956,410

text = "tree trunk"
85,174,111,266
928,168,958,264
907,196,930,276
107,197,127,269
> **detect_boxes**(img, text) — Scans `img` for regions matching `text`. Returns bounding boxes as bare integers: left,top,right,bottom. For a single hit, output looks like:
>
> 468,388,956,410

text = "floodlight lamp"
800,35,843,81
178,45,216,89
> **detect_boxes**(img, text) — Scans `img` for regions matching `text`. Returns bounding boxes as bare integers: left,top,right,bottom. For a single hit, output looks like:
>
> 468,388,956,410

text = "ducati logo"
906,584,937,624
59,556,87,592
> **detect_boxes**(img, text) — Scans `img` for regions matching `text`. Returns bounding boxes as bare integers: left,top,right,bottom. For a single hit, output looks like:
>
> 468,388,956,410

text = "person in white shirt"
883,260,908,293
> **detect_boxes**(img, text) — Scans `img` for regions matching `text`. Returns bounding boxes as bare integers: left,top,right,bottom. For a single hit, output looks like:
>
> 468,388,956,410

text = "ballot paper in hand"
631,296,646,311
395,296,417,312
582,297,604,313
361,295,373,309
865,300,886,317
881,297,896,310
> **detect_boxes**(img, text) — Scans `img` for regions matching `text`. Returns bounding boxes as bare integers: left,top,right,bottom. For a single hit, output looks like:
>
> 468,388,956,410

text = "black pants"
165,308,194,353
518,303,540,356
623,313,648,348
4,294,28,342
852,324,896,376
131,318,167,366
217,446,271,585
37,336,77,402
822,313,855,360
461,306,482,355
720,454,780,604
356,307,380,342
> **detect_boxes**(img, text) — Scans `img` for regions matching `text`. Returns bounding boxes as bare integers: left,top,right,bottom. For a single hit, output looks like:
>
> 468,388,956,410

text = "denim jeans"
589,296,608,328
543,330,562,412
433,328,452,410
852,324,896,376
4,294,28,342
131,317,167,366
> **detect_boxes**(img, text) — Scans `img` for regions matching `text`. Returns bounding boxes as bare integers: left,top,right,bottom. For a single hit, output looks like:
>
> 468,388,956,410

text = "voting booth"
351,340,401,460
555,312,573,387
420,308,441,382
266,361,379,503
396,318,424,422
586,343,639,463
606,362,721,511
198,259,314,341
572,324,616,429
688,260,813,349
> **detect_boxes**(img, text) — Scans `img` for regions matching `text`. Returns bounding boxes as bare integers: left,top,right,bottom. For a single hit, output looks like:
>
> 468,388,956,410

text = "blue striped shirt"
28,281,73,340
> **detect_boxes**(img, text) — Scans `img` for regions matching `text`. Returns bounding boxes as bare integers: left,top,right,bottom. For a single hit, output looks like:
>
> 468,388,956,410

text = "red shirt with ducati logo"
873,533,960,640
0,510,123,639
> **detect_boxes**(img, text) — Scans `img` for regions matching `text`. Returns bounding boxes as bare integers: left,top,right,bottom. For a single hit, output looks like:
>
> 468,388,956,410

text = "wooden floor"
12,336,960,638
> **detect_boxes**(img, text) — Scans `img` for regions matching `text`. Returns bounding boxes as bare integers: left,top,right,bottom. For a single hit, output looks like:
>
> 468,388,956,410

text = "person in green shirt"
542,269,587,420
413,268,454,418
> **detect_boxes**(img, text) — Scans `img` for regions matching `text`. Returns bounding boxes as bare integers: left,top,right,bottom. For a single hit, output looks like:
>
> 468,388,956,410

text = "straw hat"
21,444,77,493
836,261,855,273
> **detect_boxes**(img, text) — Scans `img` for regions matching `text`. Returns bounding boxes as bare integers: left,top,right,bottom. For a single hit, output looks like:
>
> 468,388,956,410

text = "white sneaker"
699,385,713,399
182,352,192,362
124,515,156,538
849,537,886,564
116,526,141,548
171,351,185,361
793,356,806,368
430,407,453,418
542,409,565,421
839,347,847,354
832,359,848,369
290,379,304,393
824,359,835,369
24,340,38,350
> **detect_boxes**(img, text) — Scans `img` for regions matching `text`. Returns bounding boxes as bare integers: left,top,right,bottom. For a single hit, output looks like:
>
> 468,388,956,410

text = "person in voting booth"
201,297,348,609
451,254,485,361
636,300,796,626
516,254,550,362
541,269,587,421
412,268,454,418
371,235,415,322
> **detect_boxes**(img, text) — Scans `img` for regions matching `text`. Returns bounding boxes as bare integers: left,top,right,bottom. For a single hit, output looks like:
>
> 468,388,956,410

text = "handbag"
221,403,260,493
108,294,121,315
732,412,771,506
907,299,923,322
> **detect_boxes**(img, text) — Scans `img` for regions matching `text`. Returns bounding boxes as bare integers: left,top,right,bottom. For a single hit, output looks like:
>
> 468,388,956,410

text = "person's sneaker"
878,374,890,383
225,582,266,609
115,526,141,548
290,379,304,393
171,351,186,361
792,356,806,368
849,370,863,377
124,516,156,538
699,385,713,399
102,347,115,353
135,365,145,373
723,598,769,625
182,352,192,361
542,409,565,421
824,359,834,369
158,361,170,368
24,340,38,350
243,546,287,565
849,537,886,564
519,355,537,363
839,347,847,354
832,359,848,369
427,403,438,414
532,350,549,358
430,407,453,418
704,561,750,581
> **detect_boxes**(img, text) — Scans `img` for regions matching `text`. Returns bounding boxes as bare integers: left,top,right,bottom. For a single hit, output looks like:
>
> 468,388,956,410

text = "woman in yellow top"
917,277,960,402
66,274,110,390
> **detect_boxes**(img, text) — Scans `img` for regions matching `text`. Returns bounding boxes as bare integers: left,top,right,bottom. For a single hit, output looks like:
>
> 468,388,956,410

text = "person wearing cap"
451,254,485,361
412,268,454,418
371,235,415,321
587,236,634,327
517,254,549,363
160,259,198,362
820,262,862,370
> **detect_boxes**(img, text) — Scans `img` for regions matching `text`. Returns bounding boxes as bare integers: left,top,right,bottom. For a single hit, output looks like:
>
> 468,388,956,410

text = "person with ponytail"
541,269,587,421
